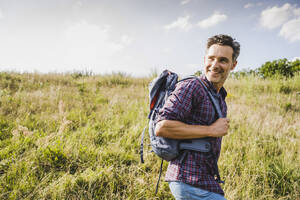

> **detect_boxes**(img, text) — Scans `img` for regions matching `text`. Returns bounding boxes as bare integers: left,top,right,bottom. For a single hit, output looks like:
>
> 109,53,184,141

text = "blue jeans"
169,182,227,200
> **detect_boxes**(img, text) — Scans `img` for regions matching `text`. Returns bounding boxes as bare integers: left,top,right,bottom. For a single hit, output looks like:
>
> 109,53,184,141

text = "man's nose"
211,59,218,68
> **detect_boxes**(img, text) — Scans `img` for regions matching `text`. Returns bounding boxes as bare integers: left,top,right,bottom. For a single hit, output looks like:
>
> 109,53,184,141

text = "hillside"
0,72,299,199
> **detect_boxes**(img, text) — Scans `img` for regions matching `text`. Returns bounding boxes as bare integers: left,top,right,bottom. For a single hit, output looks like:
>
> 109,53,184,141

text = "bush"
291,59,300,74
258,58,299,78
0,117,13,140
279,85,292,94
231,69,257,79
194,70,202,76
97,72,132,87
37,143,69,171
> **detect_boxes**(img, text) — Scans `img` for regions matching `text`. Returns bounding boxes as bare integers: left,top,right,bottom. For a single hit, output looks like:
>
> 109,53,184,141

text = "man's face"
204,44,237,89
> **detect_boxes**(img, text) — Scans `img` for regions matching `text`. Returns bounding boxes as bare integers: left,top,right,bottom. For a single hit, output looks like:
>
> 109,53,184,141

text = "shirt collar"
200,75,227,99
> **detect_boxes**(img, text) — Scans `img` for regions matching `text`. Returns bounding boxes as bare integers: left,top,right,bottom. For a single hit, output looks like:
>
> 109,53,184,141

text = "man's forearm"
155,119,229,139
155,120,212,139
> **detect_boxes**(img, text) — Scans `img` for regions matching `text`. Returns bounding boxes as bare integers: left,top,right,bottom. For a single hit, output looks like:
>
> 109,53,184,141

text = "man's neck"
212,83,223,93
204,75,224,93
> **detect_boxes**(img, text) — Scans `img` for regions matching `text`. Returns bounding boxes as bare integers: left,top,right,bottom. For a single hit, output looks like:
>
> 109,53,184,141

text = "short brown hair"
207,34,240,61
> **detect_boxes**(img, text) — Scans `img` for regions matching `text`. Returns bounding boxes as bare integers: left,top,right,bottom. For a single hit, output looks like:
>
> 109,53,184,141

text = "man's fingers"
220,118,229,122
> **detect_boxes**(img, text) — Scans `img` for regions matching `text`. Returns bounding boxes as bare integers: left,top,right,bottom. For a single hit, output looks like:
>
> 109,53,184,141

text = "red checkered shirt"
156,75,227,195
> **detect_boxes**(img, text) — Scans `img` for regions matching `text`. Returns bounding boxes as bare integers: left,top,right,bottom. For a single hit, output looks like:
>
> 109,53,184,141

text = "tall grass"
0,72,299,199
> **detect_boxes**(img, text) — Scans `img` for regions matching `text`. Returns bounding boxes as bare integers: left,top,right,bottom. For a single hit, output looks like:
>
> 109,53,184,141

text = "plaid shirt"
156,75,227,195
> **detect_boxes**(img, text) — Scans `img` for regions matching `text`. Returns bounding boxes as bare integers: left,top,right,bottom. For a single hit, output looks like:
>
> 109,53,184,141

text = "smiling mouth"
209,70,221,74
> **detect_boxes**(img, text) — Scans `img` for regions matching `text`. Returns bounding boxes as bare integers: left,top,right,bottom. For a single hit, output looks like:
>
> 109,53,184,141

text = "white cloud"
244,3,254,9
181,0,191,5
121,35,133,46
279,17,300,42
0,9,3,19
164,15,193,31
197,12,227,29
61,20,132,69
75,1,83,7
260,3,300,42
72,1,83,13
294,7,300,16
260,3,293,29
244,2,263,9
162,48,171,54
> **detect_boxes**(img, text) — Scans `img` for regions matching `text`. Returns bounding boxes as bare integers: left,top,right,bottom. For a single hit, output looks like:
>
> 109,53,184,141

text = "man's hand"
209,118,230,137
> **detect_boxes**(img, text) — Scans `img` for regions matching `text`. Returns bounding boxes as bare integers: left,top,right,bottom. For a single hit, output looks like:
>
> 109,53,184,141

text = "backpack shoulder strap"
195,77,225,184
196,77,223,118
178,75,223,118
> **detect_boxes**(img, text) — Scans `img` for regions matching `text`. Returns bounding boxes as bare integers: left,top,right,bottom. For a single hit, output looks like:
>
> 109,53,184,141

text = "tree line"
231,58,300,79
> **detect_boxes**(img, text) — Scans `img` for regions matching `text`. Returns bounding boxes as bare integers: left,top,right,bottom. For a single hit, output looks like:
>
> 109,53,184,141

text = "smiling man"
155,34,240,200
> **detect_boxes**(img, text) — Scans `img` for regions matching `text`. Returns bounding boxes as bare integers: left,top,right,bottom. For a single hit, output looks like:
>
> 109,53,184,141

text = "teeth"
209,69,222,73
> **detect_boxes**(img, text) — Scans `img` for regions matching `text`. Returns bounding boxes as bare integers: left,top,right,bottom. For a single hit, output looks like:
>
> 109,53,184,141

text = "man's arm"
155,118,230,139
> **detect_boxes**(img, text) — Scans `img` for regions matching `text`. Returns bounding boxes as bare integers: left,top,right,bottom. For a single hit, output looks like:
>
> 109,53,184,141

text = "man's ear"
231,60,237,71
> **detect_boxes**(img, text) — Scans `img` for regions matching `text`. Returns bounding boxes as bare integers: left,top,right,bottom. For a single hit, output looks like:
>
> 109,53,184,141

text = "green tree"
291,59,300,74
194,70,202,76
258,58,299,78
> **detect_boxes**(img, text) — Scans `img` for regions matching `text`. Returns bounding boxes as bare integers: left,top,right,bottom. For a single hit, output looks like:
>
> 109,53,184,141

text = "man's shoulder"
176,76,205,92
171,77,206,102
177,76,202,86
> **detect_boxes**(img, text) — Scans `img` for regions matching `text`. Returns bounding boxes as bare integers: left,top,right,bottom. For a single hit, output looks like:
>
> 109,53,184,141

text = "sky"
0,0,299,77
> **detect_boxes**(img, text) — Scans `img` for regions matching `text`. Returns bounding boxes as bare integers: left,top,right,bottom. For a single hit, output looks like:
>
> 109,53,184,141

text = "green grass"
0,72,299,199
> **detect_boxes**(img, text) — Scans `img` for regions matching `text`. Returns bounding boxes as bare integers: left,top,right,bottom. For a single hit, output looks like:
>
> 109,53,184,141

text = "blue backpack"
140,70,224,194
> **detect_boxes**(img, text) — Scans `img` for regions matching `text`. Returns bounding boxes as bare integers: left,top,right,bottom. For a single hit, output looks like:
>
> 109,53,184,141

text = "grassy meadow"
0,71,299,199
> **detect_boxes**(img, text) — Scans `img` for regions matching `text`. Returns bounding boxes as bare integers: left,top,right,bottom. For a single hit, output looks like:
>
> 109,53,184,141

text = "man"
155,34,240,200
